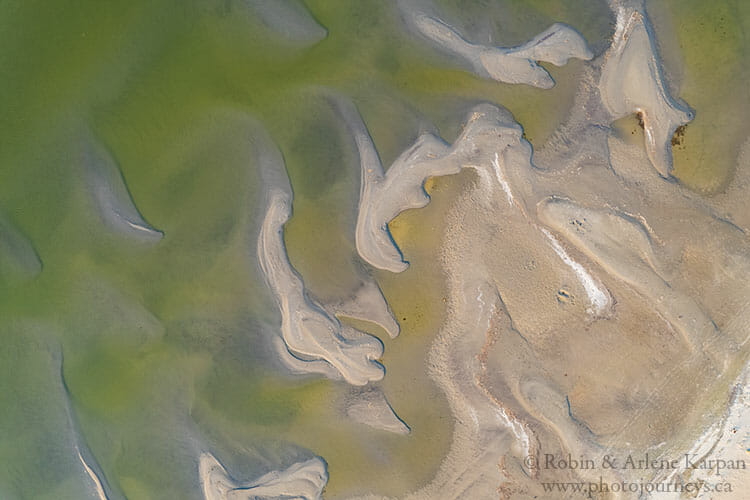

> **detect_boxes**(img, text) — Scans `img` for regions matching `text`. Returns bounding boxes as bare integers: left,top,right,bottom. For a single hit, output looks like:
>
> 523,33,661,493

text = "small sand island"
200,452,327,500
398,0,593,87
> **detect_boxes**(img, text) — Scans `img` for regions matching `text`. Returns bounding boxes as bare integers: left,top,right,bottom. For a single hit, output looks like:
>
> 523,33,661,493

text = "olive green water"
0,1,745,499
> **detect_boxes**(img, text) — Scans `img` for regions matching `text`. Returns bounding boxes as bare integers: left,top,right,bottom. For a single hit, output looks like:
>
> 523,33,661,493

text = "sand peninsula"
82,131,163,243
599,6,694,177
200,452,327,500
397,0,593,88
338,0,749,498
254,123,401,386
331,95,454,273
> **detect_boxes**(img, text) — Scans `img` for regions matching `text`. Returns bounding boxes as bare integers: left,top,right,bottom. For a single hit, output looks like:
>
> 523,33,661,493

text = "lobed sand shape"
537,197,734,364
599,5,694,177
397,105,749,498
340,93,613,318
0,210,42,282
332,95,452,272
344,387,410,435
82,132,163,242
254,125,386,386
325,277,400,339
364,7,747,488
398,0,592,88
248,0,327,45
199,452,327,500
335,4,741,492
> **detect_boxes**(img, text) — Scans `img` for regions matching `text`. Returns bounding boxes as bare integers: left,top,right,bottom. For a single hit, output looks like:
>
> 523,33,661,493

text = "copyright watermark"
521,453,743,498
523,453,746,475
538,477,735,497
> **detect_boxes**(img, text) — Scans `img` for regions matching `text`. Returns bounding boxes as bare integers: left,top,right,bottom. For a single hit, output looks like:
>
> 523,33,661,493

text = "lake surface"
0,1,747,498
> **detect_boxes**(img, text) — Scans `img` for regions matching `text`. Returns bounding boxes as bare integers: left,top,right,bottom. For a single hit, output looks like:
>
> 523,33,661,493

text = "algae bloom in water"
0,0,748,499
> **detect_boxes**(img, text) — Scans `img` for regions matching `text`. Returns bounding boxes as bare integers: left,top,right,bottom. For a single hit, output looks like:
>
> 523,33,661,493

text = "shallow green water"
0,1,746,499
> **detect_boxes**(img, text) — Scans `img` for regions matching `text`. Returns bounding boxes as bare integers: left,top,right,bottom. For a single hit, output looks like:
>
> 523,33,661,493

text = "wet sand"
344,1,750,497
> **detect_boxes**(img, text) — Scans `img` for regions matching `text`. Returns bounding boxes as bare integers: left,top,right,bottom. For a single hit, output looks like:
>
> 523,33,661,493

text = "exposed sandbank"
325,278,400,340
61,362,118,500
200,452,327,500
341,3,748,497
332,95,453,273
344,387,410,436
599,6,694,177
402,111,747,499
398,0,592,88
254,124,391,386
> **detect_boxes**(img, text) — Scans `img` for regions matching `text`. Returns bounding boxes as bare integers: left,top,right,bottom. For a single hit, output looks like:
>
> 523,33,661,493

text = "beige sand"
326,278,400,339
344,11,748,490
254,125,388,386
332,95,453,273
599,6,694,177
344,387,411,436
398,0,592,88
200,452,327,500
397,105,748,499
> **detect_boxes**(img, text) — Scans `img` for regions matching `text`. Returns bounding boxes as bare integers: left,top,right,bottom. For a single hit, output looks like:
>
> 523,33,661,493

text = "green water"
0,0,745,499
652,0,750,192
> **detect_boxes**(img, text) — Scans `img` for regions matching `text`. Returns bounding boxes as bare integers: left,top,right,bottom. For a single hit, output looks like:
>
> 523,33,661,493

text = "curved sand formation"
352,1,747,490
397,110,619,499
0,210,42,282
531,0,695,181
398,106,748,497
344,387,410,435
332,95,451,272
600,6,694,177
0,324,123,499
537,197,731,360
539,227,612,316
325,277,400,339
61,362,118,500
344,96,617,320
398,0,592,88
254,125,387,386
200,452,327,500
249,0,327,45
82,132,163,242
